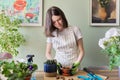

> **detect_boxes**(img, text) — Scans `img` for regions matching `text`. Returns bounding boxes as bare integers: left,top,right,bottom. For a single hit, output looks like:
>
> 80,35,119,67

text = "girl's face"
52,15,64,31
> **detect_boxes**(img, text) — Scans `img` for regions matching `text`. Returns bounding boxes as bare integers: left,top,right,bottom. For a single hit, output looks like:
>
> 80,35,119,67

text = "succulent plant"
44,59,57,64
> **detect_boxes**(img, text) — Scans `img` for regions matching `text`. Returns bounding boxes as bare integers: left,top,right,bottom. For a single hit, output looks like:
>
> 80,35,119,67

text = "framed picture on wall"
90,0,119,26
0,0,43,27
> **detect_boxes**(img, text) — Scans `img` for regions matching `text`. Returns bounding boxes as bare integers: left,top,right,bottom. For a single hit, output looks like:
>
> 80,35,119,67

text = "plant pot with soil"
44,59,57,77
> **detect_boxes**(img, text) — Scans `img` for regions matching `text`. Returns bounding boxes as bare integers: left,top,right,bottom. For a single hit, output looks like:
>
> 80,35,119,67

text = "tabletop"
35,69,119,80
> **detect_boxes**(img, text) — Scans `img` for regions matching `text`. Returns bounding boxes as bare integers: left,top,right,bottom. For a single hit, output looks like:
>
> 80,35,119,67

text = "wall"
15,0,120,70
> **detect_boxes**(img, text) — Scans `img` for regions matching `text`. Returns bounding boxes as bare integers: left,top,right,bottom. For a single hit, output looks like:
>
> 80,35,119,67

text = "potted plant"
0,59,38,80
62,67,71,76
44,59,57,77
0,11,26,56
98,28,120,70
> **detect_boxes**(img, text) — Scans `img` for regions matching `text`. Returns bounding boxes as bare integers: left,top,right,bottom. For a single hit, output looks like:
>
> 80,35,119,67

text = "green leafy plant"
0,60,38,80
98,28,120,70
0,12,26,56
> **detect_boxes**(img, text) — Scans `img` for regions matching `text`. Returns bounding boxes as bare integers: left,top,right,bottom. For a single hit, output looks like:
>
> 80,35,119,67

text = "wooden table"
35,69,119,80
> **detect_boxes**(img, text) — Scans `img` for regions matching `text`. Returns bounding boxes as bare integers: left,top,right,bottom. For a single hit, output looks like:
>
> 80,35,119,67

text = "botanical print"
0,0,42,26
91,0,119,26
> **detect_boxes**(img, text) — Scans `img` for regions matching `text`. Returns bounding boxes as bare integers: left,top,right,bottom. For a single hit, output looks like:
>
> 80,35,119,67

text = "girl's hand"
71,61,80,75
57,62,62,75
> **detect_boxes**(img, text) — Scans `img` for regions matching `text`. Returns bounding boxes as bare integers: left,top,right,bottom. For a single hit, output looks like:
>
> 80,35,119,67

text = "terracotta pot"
25,76,31,80
62,67,71,76
62,67,70,74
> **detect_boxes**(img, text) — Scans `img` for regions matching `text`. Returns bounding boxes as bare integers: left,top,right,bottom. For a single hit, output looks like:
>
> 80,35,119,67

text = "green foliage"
102,36,120,70
0,13,26,56
0,60,38,80
44,59,57,64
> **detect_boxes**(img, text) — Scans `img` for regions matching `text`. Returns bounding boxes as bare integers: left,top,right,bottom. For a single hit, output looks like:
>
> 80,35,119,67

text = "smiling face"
52,15,64,31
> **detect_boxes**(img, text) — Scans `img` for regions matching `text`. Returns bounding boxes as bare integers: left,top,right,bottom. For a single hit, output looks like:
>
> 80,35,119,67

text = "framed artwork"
90,0,119,26
0,0,43,26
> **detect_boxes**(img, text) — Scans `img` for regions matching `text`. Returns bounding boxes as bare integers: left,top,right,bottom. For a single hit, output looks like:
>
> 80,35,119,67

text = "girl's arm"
45,43,53,59
76,38,85,63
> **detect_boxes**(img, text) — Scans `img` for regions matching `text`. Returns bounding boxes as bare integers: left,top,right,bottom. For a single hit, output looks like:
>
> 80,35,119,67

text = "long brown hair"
45,6,68,37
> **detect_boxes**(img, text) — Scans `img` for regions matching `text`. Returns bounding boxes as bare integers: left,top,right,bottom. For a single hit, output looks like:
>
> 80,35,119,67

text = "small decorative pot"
44,64,57,77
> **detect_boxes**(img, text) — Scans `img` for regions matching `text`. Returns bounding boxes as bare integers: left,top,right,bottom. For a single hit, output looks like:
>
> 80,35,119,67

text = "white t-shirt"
47,26,82,67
